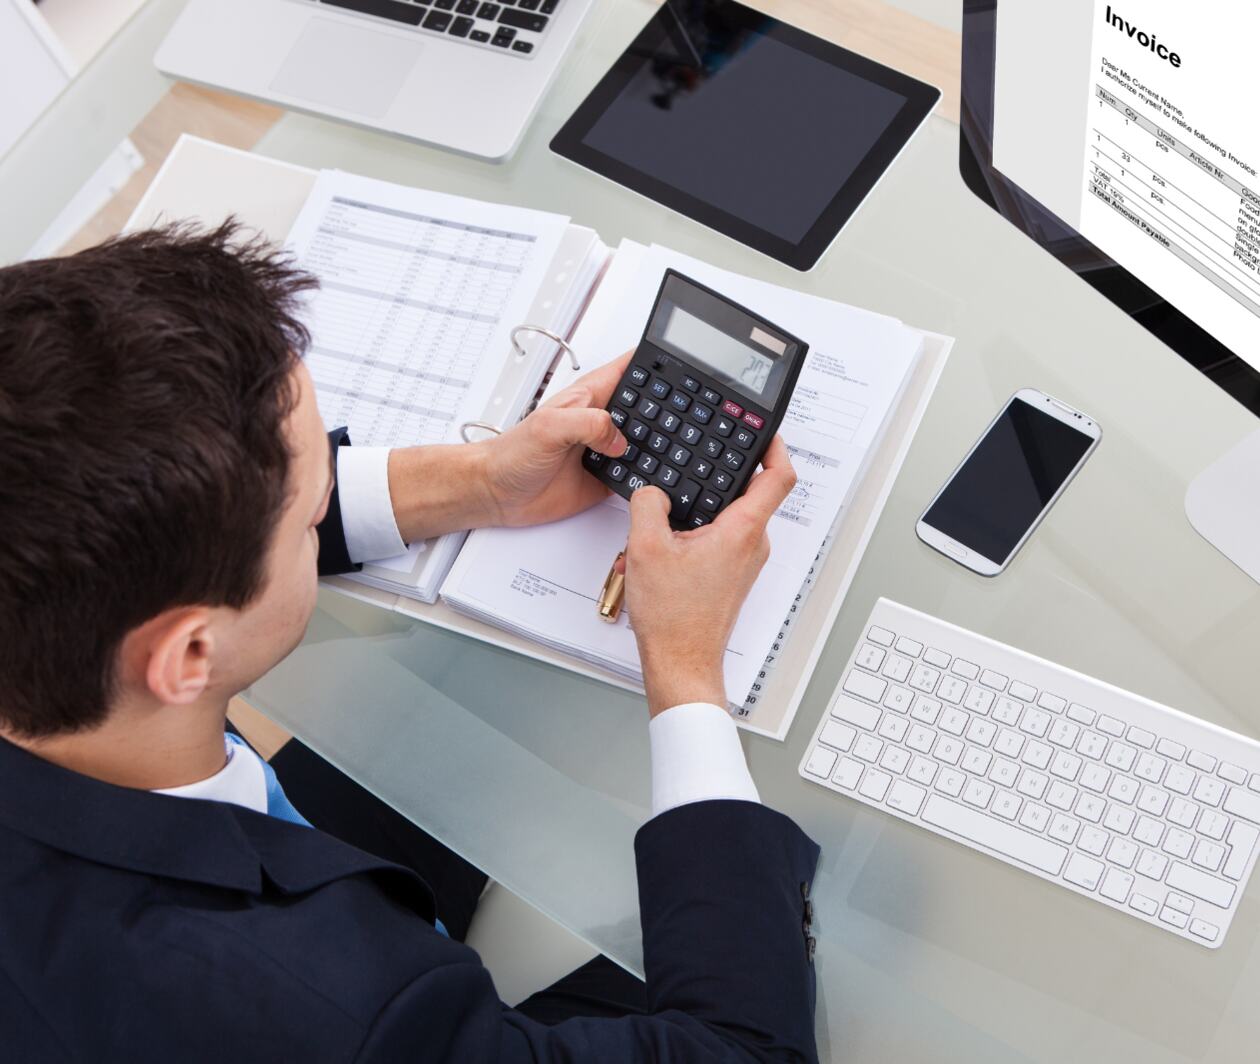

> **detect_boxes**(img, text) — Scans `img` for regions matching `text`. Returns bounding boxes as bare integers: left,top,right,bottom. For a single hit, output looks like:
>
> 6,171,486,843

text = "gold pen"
597,550,626,623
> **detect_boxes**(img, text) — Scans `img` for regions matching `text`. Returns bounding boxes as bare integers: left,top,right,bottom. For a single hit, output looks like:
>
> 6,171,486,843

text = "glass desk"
4,2,1259,1059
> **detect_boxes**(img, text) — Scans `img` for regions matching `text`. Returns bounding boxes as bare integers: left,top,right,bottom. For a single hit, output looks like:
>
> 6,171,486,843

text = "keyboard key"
1162,828,1193,859
1164,764,1195,795
853,735,882,763
660,411,681,433
911,697,942,725
878,714,909,743
701,387,722,406
895,636,923,657
1187,750,1216,772
995,729,1025,759
1198,810,1228,841
1048,812,1080,844
637,397,660,420
1193,776,1225,807
323,0,426,24
924,648,951,668
1223,821,1259,880
887,779,926,816
938,676,967,704
831,690,882,731
669,391,691,412
691,458,713,480
965,717,996,747
882,655,913,684
721,449,745,471
882,686,913,714
906,724,935,753
449,13,475,34
819,721,856,751
734,427,756,450
496,7,546,30
1166,862,1235,908
1020,803,1051,832
470,27,491,40
961,747,991,776
1077,732,1107,761
1106,837,1137,869
935,769,966,797
667,444,692,467
832,757,863,790
712,470,733,491
980,669,1008,691
952,659,979,680
880,746,910,775
1135,848,1167,880
1009,681,1037,701
1131,815,1162,845
1078,826,1108,856
658,465,680,488
1192,839,1225,872
690,403,712,424
859,768,892,802
939,707,967,736
721,399,744,419
909,665,940,693
1164,893,1193,916
1127,727,1155,749
629,365,650,386
921,795,1067,875
1102,804,1134,835
605,460,627,483
1156,738,1186,760
1100,867,1133,903
1038,692,1067,713
855,643,886,671
1159,906,1188,929
1189,919,1219,942
678,422,702,446
1016,769,1048,800
990,758,1020,788
963,686,995,715
934,737,963,766
1130,893,1158,916
1223,785,1260,823
1048,718,1080,749
1075,793,1104,823
1219,762,1247,785
1136,785,1168,817
867,625,894,647
993,698,1022,726
1104,743,1136,772
1046,781,1076,810
635,453,658,475
1063,852,1105,890
649,378,671,400
804,746,838,778
1134,753,1166,783
1097,715,1125,736
1066,703,1096,725
1022,740,1053,770
907,756,938,787
713,416,735,438
992,791,1022,821
1019,709,1051,738
422,8,453,29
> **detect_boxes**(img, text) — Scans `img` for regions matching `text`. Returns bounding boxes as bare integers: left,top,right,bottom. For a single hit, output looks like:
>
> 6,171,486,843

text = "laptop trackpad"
271,18,418,120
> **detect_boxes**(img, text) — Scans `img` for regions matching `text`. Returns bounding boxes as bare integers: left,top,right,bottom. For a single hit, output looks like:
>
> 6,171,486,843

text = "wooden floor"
60,0,960,758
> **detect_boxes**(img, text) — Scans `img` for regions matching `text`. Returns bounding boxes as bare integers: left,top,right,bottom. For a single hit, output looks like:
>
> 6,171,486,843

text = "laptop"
155,0,594,161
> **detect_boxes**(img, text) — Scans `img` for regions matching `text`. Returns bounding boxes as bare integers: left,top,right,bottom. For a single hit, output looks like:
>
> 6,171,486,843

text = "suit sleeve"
317,427,361,577
354,801,821,1063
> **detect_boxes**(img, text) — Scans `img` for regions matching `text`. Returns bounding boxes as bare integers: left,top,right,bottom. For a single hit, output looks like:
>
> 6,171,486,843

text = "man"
0,224,820,1061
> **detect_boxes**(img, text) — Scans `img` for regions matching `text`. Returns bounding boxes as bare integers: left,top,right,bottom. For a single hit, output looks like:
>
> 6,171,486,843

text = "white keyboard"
799,599,1260,948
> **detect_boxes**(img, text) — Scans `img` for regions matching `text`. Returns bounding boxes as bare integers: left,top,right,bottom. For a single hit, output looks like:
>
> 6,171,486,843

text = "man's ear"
120,608,217,706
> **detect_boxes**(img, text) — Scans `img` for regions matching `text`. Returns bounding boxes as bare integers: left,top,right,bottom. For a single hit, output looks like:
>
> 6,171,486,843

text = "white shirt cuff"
335,447,408,565
648,702,761,818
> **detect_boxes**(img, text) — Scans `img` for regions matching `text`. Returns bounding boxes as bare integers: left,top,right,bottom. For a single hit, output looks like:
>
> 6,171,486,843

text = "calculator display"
658,306,774,397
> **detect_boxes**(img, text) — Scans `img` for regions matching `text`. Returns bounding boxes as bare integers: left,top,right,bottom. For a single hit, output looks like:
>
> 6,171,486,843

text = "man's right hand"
624,435,797,718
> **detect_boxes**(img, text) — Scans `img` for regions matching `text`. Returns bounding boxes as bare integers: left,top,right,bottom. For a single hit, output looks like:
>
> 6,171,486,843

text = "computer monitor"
959,0,1260,582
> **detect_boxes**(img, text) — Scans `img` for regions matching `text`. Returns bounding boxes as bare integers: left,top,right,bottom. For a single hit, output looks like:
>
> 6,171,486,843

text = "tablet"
551,0,941,271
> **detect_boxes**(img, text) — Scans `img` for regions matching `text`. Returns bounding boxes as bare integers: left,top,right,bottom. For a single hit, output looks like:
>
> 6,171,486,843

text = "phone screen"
923,398,1094,564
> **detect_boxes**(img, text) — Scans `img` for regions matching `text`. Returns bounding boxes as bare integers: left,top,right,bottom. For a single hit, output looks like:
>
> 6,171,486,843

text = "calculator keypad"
584,362,767,528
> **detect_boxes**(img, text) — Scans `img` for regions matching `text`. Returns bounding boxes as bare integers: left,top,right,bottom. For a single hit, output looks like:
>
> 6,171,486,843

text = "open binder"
129,135,953,740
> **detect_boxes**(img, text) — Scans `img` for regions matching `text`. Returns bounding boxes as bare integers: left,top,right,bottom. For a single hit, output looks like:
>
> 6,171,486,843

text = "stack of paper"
285,170,608,602
442,242,926,712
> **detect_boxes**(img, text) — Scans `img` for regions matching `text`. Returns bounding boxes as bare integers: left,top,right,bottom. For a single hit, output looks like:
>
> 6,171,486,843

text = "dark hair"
0,221,318,737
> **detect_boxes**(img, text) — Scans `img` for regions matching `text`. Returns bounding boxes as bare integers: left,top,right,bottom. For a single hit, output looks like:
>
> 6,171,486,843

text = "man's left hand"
474,350,632,528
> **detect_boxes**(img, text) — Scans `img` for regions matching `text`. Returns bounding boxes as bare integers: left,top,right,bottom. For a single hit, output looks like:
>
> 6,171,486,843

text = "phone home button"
942,541,969,560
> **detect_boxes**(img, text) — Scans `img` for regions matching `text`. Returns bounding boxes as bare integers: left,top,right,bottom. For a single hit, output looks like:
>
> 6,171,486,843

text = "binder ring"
511,324,581,372
459,421,504,443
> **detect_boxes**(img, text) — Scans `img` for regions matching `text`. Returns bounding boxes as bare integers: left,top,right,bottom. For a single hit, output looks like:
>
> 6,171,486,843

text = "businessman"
0,223,820,1061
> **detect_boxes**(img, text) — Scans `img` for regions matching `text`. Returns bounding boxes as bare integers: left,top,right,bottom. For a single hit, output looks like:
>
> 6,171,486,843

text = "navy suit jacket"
0,431,821,1062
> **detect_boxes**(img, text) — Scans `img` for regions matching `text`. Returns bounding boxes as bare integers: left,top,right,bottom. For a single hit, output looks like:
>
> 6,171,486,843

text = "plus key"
667,479,702,522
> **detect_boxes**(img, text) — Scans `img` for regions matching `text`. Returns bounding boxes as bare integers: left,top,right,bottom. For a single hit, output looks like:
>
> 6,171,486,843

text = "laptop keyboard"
318,0,559,56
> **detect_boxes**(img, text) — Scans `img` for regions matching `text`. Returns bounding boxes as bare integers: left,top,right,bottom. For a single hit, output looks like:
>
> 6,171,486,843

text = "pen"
598,550,626,623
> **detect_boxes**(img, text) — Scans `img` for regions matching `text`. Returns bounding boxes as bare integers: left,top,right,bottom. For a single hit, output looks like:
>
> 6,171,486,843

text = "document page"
992,0,1260,364
286,171,569,577
443,242,923,722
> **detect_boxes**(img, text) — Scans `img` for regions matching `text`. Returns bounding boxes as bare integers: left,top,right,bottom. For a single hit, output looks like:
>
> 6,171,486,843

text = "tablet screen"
552,1,940,270
581,33,906,245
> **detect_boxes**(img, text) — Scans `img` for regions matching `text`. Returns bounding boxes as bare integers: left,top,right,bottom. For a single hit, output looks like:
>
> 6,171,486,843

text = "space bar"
921,795,1068,876
321,0,425,26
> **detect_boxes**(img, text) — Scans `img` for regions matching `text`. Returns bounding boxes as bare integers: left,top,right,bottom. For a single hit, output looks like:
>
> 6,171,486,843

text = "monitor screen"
985,0,1260,368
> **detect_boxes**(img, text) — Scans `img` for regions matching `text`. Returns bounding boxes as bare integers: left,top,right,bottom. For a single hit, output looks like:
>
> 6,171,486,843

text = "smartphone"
916,389,1101,576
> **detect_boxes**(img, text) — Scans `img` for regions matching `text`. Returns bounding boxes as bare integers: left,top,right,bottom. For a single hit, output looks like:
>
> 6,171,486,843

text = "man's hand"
624,436,797,718
385,352,630,542
474,350,632,528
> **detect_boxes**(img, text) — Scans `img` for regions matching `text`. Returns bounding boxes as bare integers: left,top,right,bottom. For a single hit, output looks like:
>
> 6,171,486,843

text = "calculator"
583,270,808,529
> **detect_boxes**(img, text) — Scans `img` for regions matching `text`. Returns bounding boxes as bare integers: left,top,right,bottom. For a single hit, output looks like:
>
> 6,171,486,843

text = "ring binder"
459,420,505,443
511,324,581,371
